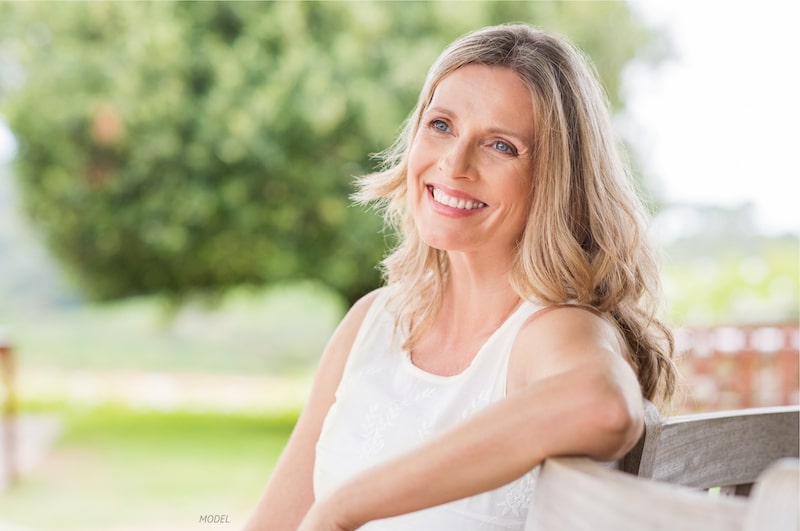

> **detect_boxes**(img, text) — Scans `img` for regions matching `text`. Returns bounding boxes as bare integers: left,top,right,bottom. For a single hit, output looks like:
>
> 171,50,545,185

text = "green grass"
0,281,337,529
0,404,297,530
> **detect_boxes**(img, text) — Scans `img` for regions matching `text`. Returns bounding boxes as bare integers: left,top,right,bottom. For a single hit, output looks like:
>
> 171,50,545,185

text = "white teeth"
431,187,486,210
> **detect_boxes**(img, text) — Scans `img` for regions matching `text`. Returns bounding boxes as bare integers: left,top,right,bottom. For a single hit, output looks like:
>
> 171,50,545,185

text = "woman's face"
407,64,536,260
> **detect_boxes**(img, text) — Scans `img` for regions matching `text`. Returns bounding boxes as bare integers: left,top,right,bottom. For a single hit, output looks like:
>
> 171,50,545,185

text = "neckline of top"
400,299,539,383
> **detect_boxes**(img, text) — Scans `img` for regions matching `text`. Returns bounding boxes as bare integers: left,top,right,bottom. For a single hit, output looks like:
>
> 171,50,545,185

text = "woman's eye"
431,119,450,133
492,140,517,155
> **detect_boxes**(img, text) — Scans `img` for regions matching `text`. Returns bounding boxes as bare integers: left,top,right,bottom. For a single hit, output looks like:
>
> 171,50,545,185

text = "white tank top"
314,287,546,530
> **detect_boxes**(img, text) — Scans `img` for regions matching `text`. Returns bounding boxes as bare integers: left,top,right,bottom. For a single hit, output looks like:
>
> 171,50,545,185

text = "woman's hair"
354,23,677,407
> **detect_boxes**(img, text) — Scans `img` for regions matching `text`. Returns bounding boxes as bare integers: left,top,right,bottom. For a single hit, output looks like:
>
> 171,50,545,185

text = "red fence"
0,338,16,489
674,323,799,413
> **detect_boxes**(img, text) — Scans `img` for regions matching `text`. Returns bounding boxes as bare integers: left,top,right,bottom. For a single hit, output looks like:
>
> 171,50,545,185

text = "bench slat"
651,406,799,490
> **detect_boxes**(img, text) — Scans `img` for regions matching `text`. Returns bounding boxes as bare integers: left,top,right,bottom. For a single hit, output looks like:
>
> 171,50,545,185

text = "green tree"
0,1,665,305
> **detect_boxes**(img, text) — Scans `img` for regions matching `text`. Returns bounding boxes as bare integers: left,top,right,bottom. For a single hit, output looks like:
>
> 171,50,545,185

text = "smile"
429,186,487,210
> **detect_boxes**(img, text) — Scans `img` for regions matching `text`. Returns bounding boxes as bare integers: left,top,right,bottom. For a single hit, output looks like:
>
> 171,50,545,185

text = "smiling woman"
245,24,677,531
408,65,535,258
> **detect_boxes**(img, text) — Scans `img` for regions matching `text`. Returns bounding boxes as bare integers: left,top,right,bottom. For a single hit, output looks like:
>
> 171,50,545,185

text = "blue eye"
431,119,450,133
493,140,516,155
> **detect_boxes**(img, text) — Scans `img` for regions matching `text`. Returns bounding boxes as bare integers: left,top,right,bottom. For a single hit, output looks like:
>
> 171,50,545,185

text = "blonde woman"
246,23,676,531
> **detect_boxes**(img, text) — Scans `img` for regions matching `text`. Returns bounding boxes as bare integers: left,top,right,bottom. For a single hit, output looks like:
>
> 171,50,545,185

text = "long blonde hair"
354,24,676,406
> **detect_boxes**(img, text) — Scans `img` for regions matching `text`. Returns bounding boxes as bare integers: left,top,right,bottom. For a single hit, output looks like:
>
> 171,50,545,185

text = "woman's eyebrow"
422,105,454,117
486,126,532,142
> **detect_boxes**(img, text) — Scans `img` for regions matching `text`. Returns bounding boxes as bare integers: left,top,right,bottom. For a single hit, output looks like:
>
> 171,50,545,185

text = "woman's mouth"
428,185,487,210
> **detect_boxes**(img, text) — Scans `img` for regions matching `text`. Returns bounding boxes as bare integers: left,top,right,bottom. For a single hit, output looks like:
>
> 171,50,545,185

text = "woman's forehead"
426,65,537,141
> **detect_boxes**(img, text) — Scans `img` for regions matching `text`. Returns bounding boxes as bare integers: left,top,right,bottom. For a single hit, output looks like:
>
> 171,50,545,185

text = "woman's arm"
298,307,644,531
243,290,381,531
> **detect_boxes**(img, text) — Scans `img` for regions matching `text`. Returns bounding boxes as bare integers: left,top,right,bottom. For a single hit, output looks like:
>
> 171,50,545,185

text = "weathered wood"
617,403,799,494
529,457,747,531
744,458,800,531
529,457,800,531
651,406,799,491
614,399,662,476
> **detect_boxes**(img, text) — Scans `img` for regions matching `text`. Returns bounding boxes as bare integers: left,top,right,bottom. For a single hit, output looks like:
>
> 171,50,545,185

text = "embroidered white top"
314,287,546,530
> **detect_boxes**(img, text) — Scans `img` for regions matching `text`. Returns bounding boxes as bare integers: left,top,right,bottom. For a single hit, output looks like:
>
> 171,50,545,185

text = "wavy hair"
354,24,676,406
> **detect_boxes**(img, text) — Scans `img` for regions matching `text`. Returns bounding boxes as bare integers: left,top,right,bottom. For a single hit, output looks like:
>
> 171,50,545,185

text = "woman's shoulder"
303,288,388,408
523,304,626,361
335,287,389,342
508,303,629,392
347,286,388,318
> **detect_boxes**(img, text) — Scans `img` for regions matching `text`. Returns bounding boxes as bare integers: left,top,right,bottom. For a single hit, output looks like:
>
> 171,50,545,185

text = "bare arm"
243,290,381,531
299,307,644,530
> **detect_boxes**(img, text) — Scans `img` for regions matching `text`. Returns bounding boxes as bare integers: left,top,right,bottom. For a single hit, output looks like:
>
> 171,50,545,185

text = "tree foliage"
0,1,664,304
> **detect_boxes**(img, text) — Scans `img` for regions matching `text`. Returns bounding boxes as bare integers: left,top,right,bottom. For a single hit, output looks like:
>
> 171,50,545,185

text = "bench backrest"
530,456,799,531
744,458,800,531
531,457,747,531
617,402,800,495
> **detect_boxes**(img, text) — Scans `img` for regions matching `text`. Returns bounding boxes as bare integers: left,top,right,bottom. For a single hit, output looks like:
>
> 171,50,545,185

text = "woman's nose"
438,139,477,180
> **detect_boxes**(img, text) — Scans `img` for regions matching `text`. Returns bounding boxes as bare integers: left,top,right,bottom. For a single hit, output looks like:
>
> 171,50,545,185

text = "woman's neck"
438,252,521,342
409,266,521,376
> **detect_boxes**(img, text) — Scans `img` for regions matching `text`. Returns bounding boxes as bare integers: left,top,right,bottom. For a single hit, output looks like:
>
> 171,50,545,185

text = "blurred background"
0,1,796,529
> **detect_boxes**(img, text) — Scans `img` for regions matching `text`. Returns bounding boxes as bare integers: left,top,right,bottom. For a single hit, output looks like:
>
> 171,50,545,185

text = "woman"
245,23,676,531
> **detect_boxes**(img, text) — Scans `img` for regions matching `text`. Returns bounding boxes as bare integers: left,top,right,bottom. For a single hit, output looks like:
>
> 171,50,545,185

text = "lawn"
0,282,341,530
0,404,298,530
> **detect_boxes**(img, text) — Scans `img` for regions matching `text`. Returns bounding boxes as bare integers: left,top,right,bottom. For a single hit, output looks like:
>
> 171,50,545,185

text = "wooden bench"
530,456,799,531
617,401,800,495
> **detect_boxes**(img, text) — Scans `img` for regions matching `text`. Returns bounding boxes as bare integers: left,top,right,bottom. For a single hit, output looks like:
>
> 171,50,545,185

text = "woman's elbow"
589,383,644,461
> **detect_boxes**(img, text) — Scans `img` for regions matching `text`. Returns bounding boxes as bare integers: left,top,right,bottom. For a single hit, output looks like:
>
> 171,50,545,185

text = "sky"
626,0,799,236
1,2,799,236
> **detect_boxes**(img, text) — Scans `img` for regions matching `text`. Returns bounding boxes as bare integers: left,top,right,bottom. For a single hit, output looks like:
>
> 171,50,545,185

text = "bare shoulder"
295,287,384,428
321,288,384,374
334,288,384,343
507,305,630,395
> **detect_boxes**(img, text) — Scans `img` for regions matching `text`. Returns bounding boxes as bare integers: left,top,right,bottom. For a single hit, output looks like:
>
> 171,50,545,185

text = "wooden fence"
674,323,799,413
0,335,16,489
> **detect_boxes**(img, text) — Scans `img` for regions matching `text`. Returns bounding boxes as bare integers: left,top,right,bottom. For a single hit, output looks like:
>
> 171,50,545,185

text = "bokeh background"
0,1,797,530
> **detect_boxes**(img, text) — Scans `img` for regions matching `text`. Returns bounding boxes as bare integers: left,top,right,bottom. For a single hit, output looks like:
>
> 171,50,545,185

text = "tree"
0,1,665,305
